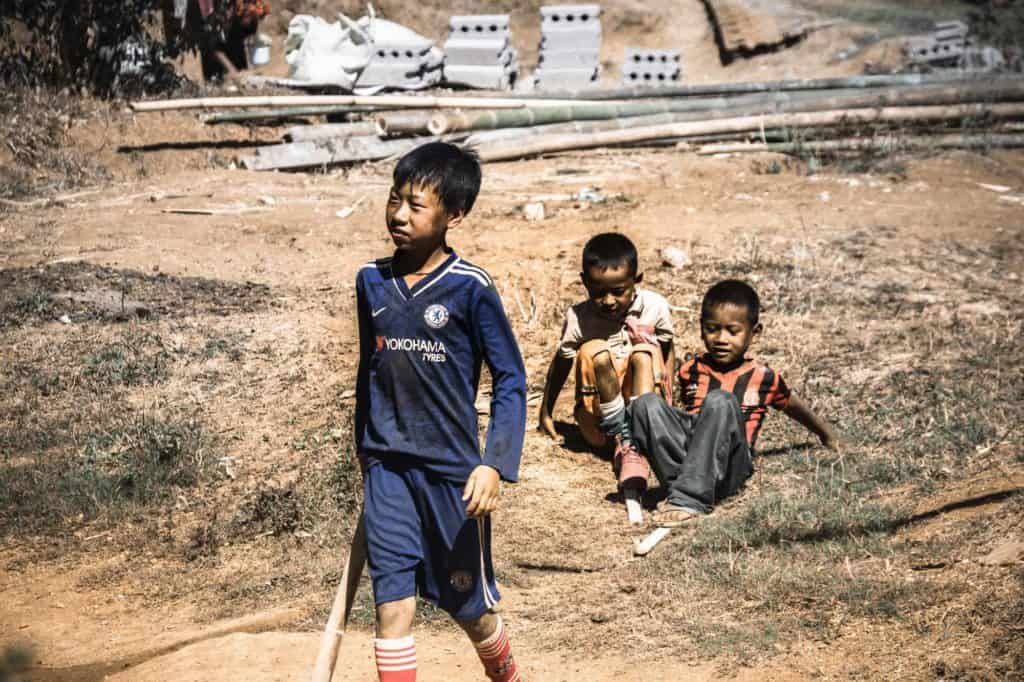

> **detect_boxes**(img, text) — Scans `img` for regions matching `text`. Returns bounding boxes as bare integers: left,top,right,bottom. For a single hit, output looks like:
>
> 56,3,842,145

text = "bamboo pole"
201,106,383,124
131,94,595,113
458,81,1024,145
425,91,829,135
697,133,1024,155
431,80,1024,136
284,121,379,142
474,103,1024,162
486,72,1024,101
375,111,437,137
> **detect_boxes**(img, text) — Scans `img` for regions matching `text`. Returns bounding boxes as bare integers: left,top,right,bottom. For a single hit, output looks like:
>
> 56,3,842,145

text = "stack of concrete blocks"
442,15,518,91
621,48,681,87
904,20,1006,72
904,21,970,68
357,38,443,89
532,4,602,91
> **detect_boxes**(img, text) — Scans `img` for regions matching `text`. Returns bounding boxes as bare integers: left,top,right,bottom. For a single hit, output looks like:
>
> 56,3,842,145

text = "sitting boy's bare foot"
537,418,564,444
654,503,704,528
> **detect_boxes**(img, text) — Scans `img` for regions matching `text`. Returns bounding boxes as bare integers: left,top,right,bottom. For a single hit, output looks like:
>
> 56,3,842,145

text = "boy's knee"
703,389,740,412
629,391,662,419
376,597,417,638
628,349,654,370
456,610,499,642
579,339,612,366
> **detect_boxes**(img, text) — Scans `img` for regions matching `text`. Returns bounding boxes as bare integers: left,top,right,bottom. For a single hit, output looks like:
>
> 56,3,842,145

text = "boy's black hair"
581,232,638,277
393,142,482,215
701,279,761,325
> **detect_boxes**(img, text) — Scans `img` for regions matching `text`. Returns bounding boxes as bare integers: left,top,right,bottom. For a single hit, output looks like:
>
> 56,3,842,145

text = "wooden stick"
131,94,595,113
475,102,1024,162
312,513,368,682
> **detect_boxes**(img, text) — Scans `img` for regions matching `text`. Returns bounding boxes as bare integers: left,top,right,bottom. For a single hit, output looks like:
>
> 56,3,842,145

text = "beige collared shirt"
558,288,674,361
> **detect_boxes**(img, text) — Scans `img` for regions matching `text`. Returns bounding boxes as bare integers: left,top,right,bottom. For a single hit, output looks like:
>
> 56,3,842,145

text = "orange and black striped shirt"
677,354,791,448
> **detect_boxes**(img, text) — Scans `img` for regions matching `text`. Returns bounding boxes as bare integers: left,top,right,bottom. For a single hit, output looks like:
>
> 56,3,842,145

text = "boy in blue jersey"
354,142,527,682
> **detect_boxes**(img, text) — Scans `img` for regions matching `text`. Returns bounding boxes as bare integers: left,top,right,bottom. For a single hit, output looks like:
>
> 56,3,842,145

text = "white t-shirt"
558,289,674,361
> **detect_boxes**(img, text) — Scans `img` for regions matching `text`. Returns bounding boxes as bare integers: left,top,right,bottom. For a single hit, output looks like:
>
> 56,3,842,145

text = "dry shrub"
0,89,110,202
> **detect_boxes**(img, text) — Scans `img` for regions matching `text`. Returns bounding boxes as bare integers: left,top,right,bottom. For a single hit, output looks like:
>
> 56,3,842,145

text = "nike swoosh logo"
372,306,388,318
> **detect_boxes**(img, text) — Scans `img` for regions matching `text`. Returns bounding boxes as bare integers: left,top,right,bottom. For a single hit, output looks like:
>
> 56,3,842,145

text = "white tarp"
283,9,442,92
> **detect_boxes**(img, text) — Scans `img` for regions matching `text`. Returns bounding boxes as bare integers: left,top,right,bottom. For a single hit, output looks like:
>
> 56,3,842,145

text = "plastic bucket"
249,44,271,65
248,34,272,66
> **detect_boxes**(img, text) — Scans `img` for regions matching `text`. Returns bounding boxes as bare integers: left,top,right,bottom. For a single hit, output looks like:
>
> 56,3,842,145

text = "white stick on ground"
633,527,671,556
624,488,644,525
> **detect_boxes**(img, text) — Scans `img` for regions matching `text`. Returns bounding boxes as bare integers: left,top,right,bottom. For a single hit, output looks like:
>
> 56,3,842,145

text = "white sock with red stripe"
473,617,521,682
374,635,416,681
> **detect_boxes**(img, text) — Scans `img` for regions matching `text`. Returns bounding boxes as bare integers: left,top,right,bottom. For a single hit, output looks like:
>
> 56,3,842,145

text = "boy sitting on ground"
537,233,675,522
628,279,839,528
355,142,527,681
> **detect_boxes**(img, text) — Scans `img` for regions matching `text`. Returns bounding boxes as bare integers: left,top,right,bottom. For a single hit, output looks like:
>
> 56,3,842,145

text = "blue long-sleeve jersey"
354,252,527,483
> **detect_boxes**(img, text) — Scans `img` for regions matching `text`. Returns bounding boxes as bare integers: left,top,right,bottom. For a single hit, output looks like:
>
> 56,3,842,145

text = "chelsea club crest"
424,304,449,329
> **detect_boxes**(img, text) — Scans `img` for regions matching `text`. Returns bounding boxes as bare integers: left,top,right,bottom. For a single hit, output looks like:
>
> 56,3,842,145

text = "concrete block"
449,14,511,39
933,20,968,41
905,35,966,63
536,48,600,68
358,62,442,88
623,48,680,67
621,61,680,76
540,25,602,50
532,66,599,91
540,4,602,26
370,41,435,63
442,37,511,66
621,69,681,86
443,64,515,90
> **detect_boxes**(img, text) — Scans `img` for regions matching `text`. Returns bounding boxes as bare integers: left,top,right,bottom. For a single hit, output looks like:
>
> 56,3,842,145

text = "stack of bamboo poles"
128,73,1024,171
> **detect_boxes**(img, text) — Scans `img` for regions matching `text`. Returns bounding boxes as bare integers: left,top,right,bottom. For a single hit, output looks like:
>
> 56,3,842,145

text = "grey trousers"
628,390,753,513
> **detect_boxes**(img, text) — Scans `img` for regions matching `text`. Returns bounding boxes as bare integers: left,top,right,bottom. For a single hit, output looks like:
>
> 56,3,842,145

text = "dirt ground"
2,1,1024,681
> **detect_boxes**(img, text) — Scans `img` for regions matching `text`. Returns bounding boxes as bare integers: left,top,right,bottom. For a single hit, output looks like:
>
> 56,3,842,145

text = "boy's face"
700,303,761,368
385,181,463,254
581,263,640,321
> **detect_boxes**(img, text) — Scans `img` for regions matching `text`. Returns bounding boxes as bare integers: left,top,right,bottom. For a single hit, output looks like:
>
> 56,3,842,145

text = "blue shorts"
363,459,501,622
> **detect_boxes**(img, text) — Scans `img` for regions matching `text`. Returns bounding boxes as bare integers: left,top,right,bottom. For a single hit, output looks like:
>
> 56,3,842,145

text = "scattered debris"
161,206,269,215
978,541,1024,566
957,301,1003,317
336,195,367,219
977,183,1011,193
523,201,546,221
661,246,691,269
